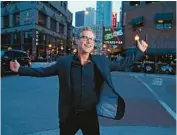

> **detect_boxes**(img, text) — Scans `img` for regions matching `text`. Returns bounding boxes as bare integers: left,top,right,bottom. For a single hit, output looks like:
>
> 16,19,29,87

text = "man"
10,27,148,135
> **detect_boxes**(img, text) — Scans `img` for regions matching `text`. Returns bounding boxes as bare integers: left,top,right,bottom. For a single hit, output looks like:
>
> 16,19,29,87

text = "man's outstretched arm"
110,40,148,71
10,60,59,77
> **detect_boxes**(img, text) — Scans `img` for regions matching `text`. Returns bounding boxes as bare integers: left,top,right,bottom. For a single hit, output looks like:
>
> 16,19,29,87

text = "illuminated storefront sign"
103,27,121,46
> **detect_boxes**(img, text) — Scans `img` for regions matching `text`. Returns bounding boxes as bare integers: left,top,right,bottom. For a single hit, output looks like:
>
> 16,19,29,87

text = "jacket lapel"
92,55,114,90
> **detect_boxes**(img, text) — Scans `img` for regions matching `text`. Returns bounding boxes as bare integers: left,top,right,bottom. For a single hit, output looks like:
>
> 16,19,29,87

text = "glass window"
1,33,11,45
13,32,21,44
38,32,46,45
24,31,32,43
164,23,172,29
3,2,11,7
156,23,164,29
50,18,56,31
38,12,47,27
63,2,67,9
14,13,20,26
156,20,172,29
3,16,9,28
129,1,140,6
59,23,64,34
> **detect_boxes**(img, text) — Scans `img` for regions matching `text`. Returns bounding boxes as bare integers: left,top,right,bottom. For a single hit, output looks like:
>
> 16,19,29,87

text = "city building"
84,7,96,26
75,10,85,27
121,1,176,74
1,1,73,60
96,1,112,27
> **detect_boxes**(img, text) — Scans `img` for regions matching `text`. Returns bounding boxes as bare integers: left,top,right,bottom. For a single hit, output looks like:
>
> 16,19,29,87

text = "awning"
128,16,143,25
154,13,173,21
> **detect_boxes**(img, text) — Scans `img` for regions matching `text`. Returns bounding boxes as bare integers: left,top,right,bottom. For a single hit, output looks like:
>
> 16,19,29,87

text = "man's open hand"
137,40,148,52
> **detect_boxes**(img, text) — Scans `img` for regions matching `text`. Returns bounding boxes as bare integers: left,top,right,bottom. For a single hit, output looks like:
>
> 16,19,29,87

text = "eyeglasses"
80,36,95,42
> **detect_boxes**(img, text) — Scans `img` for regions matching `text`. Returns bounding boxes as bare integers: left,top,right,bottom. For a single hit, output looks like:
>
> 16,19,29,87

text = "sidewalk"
26,125,175,135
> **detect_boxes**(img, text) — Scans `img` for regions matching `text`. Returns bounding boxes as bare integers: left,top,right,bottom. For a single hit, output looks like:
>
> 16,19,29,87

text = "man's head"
75,27,96,54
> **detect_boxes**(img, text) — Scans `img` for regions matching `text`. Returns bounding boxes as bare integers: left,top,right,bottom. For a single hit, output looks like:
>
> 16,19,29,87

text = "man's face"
76,30,95,54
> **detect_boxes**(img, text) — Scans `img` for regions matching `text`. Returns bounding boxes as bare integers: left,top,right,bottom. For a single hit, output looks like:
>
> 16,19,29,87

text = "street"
1,62,176,135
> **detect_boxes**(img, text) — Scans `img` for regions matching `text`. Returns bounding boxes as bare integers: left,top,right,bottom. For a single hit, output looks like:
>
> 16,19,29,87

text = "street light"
48,44,52,48
61,46,64,50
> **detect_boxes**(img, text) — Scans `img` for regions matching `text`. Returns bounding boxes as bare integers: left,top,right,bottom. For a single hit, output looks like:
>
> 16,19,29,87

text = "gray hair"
76,27,96,38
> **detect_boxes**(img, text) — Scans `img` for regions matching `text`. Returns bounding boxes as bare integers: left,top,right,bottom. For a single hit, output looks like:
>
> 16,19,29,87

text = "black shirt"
70,54,97,110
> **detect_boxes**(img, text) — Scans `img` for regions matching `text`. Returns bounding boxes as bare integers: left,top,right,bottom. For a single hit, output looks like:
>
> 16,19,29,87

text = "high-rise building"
84,7,96,26
96,1,112,27
75,11,85,27
119,7,122,27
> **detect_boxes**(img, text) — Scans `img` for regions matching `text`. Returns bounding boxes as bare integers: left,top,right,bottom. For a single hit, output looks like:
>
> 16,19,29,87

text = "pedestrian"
10,27,148,135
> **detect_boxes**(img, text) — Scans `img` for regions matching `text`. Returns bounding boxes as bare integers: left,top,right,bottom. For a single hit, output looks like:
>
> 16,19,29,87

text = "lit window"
129,1,140,6
156,20,172,29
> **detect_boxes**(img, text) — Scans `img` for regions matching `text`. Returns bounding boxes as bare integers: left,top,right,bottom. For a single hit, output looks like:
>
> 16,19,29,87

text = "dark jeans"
59,106,100,135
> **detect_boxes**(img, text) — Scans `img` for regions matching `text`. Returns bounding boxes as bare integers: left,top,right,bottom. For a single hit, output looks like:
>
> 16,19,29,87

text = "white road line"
135,76,176,120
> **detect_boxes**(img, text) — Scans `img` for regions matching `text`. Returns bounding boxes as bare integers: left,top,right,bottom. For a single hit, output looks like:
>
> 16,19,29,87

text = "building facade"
96,1,112,27
75,11,85,27
1,1,73,59
121,1,176,74
84,7,96,26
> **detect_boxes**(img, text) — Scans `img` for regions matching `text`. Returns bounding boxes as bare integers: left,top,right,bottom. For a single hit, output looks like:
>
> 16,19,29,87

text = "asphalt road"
1,62,176,135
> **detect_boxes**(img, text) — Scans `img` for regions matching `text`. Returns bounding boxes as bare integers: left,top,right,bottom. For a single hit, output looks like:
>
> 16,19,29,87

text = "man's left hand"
137,40,148,52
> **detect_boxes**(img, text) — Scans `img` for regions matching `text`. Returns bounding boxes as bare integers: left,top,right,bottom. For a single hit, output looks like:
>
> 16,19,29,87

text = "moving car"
1,49,31,77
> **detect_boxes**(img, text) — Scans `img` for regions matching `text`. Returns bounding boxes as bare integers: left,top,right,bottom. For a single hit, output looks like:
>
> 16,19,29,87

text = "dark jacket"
18,49,144,121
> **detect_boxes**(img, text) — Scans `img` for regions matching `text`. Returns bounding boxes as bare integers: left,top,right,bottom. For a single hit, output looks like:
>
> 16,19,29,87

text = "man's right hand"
10,60,20,72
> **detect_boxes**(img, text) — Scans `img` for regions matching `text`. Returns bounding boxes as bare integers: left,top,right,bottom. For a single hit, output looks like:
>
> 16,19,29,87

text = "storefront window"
38,32,46,45
1,33,11,45
156,20,172,29
24,31,32,43
13,32,21,44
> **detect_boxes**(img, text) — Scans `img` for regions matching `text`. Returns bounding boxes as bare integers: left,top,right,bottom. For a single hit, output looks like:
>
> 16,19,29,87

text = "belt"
73,103,96,113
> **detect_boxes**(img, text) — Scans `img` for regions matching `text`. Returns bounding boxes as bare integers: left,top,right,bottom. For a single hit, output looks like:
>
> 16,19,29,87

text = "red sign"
112,12,117,28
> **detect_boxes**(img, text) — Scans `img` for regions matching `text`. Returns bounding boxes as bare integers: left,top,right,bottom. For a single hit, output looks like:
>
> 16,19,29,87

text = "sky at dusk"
68,1,122,26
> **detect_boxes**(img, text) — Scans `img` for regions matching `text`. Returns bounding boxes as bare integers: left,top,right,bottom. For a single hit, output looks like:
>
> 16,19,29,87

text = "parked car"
1,49,31,77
